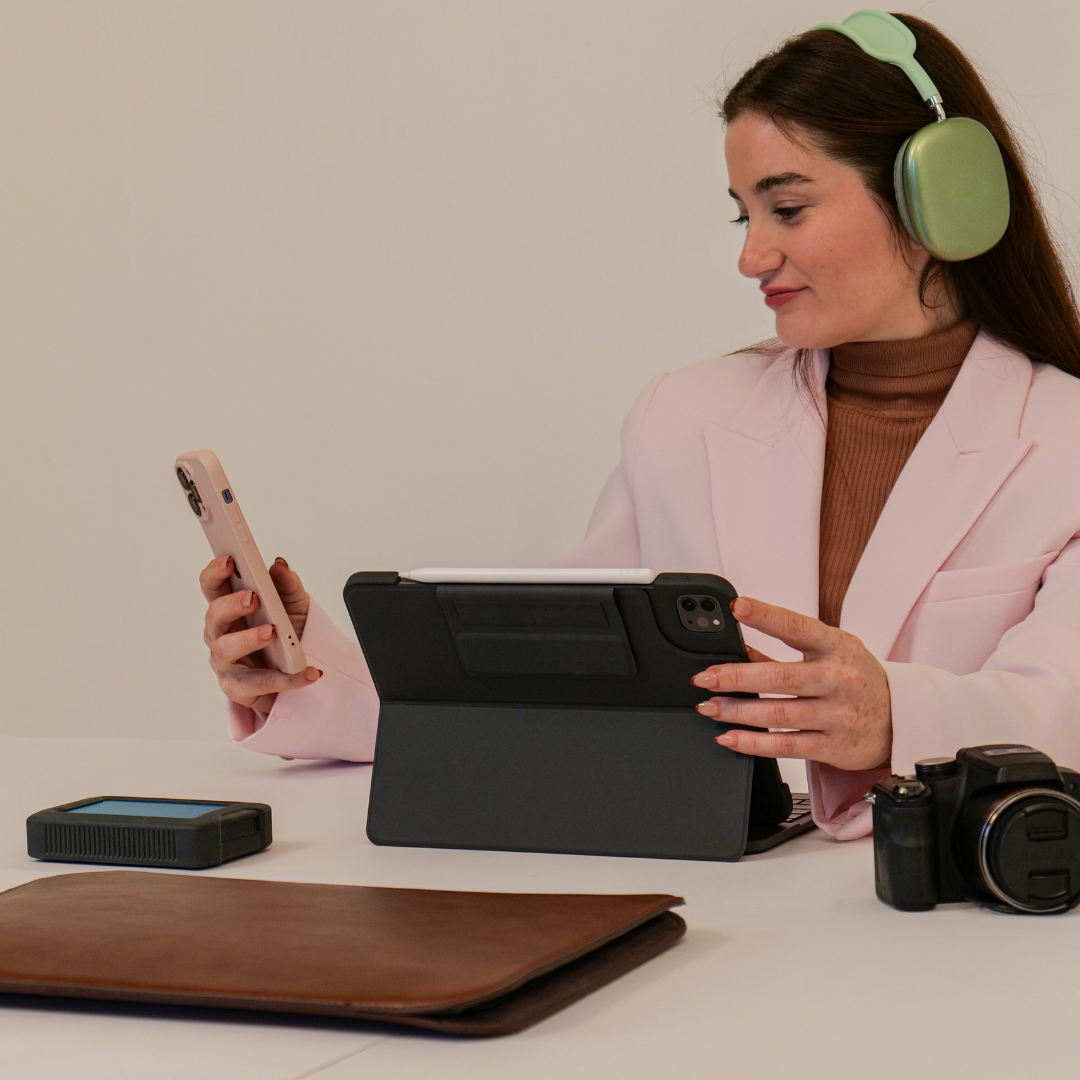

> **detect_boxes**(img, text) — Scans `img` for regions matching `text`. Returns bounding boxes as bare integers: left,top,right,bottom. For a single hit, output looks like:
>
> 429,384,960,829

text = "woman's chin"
774,314,847,352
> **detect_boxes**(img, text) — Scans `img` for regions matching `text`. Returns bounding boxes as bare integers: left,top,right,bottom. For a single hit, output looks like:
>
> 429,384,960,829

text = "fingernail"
305,667,322,682
696,701,720,717
217,555,230,570
731,597,752,619
716,732,736,747
259,623,274,640
275,557,289,568
247,591,258,607
692,672,718,689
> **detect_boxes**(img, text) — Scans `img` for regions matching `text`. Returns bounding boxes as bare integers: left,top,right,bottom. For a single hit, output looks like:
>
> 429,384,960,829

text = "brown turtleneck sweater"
818,319,978,628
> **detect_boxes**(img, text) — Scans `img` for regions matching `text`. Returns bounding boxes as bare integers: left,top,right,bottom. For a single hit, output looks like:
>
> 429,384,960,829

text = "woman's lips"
762,287,806,309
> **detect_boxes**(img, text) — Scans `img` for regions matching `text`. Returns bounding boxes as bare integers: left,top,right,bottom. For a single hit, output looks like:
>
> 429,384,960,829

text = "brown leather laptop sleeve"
0,871,685,1036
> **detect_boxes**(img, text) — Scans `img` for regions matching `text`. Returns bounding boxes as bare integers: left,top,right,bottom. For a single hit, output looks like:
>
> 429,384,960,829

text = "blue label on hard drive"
65,799,230,818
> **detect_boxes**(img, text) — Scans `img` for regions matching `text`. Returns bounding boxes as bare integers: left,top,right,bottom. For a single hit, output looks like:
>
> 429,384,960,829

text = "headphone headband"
811,10,945,119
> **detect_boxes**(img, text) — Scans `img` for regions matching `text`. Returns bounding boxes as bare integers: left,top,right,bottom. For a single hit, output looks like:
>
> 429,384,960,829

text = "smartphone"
175,450,307,674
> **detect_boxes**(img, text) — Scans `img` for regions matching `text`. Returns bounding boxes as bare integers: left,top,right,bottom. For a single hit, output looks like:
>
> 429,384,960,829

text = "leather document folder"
0,871,685,1036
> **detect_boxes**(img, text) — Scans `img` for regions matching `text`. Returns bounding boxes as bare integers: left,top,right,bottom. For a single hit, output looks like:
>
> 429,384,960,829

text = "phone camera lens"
680,597,697,612
187,492,202,516
699,597,716,612
176,467,191,491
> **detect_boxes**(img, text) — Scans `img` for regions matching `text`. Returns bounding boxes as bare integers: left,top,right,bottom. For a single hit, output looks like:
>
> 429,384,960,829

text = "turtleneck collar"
827,319,978,416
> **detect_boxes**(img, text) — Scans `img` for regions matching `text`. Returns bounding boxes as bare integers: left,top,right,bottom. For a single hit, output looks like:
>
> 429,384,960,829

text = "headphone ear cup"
892,117,1010,261
893,135,919,244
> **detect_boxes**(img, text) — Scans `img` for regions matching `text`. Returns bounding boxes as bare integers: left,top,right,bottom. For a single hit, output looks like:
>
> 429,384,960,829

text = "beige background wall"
2,1,1078,742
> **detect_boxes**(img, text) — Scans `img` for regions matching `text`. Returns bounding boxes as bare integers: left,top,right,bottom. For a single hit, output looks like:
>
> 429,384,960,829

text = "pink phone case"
175,450,307,675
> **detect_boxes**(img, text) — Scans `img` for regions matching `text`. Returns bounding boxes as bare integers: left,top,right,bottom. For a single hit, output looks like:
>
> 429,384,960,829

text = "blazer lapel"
841,333,1034,659
704,349,829,661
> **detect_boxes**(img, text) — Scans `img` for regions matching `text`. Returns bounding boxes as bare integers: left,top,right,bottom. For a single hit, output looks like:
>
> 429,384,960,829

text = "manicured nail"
731,597,752,619
259,623,275,640
275,557,289,568
246,591,258,607
716,732,736,747
218,555,231,571
305,667,322,682
696,701,720,717
692,672,718,689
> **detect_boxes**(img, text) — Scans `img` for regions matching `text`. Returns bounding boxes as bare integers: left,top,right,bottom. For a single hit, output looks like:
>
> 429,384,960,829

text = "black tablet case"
344,572,793,861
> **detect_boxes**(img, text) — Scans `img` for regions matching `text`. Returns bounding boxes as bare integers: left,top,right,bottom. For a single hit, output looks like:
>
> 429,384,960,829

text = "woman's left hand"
693,596,892,771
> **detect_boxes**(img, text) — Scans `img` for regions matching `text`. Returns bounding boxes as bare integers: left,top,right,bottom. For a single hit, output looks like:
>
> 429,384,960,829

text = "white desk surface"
0,735,1073,1080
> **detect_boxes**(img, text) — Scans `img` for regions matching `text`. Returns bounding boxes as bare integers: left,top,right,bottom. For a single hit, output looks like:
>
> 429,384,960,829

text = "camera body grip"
872,778,938,911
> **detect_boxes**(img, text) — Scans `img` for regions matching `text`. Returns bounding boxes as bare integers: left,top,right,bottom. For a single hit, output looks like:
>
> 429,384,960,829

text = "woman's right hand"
200,555,322,714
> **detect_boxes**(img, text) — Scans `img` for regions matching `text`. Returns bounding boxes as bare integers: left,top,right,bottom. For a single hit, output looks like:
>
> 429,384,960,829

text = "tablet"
344,570,811,861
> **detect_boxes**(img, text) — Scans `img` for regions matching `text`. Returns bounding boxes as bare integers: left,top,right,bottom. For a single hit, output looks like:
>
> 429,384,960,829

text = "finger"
268,558,308,612
692,659,832,697
200,556,236,602
729,596,839,658
714,726,830,760
696,695,828,730
210,622,279,668
746,646,777,664
205,590,260,643
220,665,323,706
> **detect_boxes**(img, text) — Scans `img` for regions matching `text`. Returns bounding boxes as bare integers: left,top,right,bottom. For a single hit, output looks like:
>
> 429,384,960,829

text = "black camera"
872,745,1080,914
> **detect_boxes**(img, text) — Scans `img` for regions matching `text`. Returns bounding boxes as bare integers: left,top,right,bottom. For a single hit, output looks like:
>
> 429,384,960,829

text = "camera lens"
680,597,697,612
699,597,716,612
187,492,202,516
189,481,203,505
975,789,1080,913
176,467,191,491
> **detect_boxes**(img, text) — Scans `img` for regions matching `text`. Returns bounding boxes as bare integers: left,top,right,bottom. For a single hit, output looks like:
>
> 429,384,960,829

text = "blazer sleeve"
809,534,1080,841
549,373,666,569
226,599,379,762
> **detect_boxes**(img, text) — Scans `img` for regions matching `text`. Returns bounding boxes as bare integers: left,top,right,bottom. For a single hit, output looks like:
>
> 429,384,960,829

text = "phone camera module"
176,467,191,491
677,594,724,633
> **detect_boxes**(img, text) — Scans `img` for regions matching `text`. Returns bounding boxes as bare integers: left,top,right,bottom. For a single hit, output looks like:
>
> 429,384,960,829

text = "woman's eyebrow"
728,172,813,200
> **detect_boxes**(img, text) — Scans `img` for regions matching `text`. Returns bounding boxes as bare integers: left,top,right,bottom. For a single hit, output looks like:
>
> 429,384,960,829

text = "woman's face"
725,112,951,347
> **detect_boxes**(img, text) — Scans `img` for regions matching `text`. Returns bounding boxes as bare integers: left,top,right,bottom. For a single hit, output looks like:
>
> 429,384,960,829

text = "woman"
198,14,1080,840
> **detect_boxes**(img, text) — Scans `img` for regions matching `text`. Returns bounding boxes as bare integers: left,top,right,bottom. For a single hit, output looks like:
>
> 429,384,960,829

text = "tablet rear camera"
677,595,724,632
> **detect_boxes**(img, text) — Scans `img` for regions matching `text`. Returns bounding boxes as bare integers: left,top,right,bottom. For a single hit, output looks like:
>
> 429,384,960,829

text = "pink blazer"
228,332,1080,841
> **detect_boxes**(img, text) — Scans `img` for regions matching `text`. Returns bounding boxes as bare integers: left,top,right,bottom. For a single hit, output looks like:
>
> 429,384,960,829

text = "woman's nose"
738,221,783,280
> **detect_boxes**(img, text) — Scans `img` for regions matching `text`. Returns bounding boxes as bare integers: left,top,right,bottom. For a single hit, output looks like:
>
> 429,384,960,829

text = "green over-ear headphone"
811,9,1009,261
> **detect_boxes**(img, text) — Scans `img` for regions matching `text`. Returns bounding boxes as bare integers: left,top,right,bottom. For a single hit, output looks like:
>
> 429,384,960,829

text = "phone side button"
238,525,251,544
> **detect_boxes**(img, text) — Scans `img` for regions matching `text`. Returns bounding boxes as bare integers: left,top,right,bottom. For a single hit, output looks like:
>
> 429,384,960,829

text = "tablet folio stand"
344,572,795,862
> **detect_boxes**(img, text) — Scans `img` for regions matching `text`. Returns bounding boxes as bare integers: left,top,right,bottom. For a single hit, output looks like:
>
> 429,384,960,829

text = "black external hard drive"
26,797,272,869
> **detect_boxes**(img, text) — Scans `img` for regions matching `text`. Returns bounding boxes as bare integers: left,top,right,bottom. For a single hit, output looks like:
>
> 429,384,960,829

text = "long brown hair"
720,13,1080,379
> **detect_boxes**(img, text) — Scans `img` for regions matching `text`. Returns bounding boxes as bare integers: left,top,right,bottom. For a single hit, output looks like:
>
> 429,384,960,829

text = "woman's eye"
729,214,749,227
775,206,804,222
